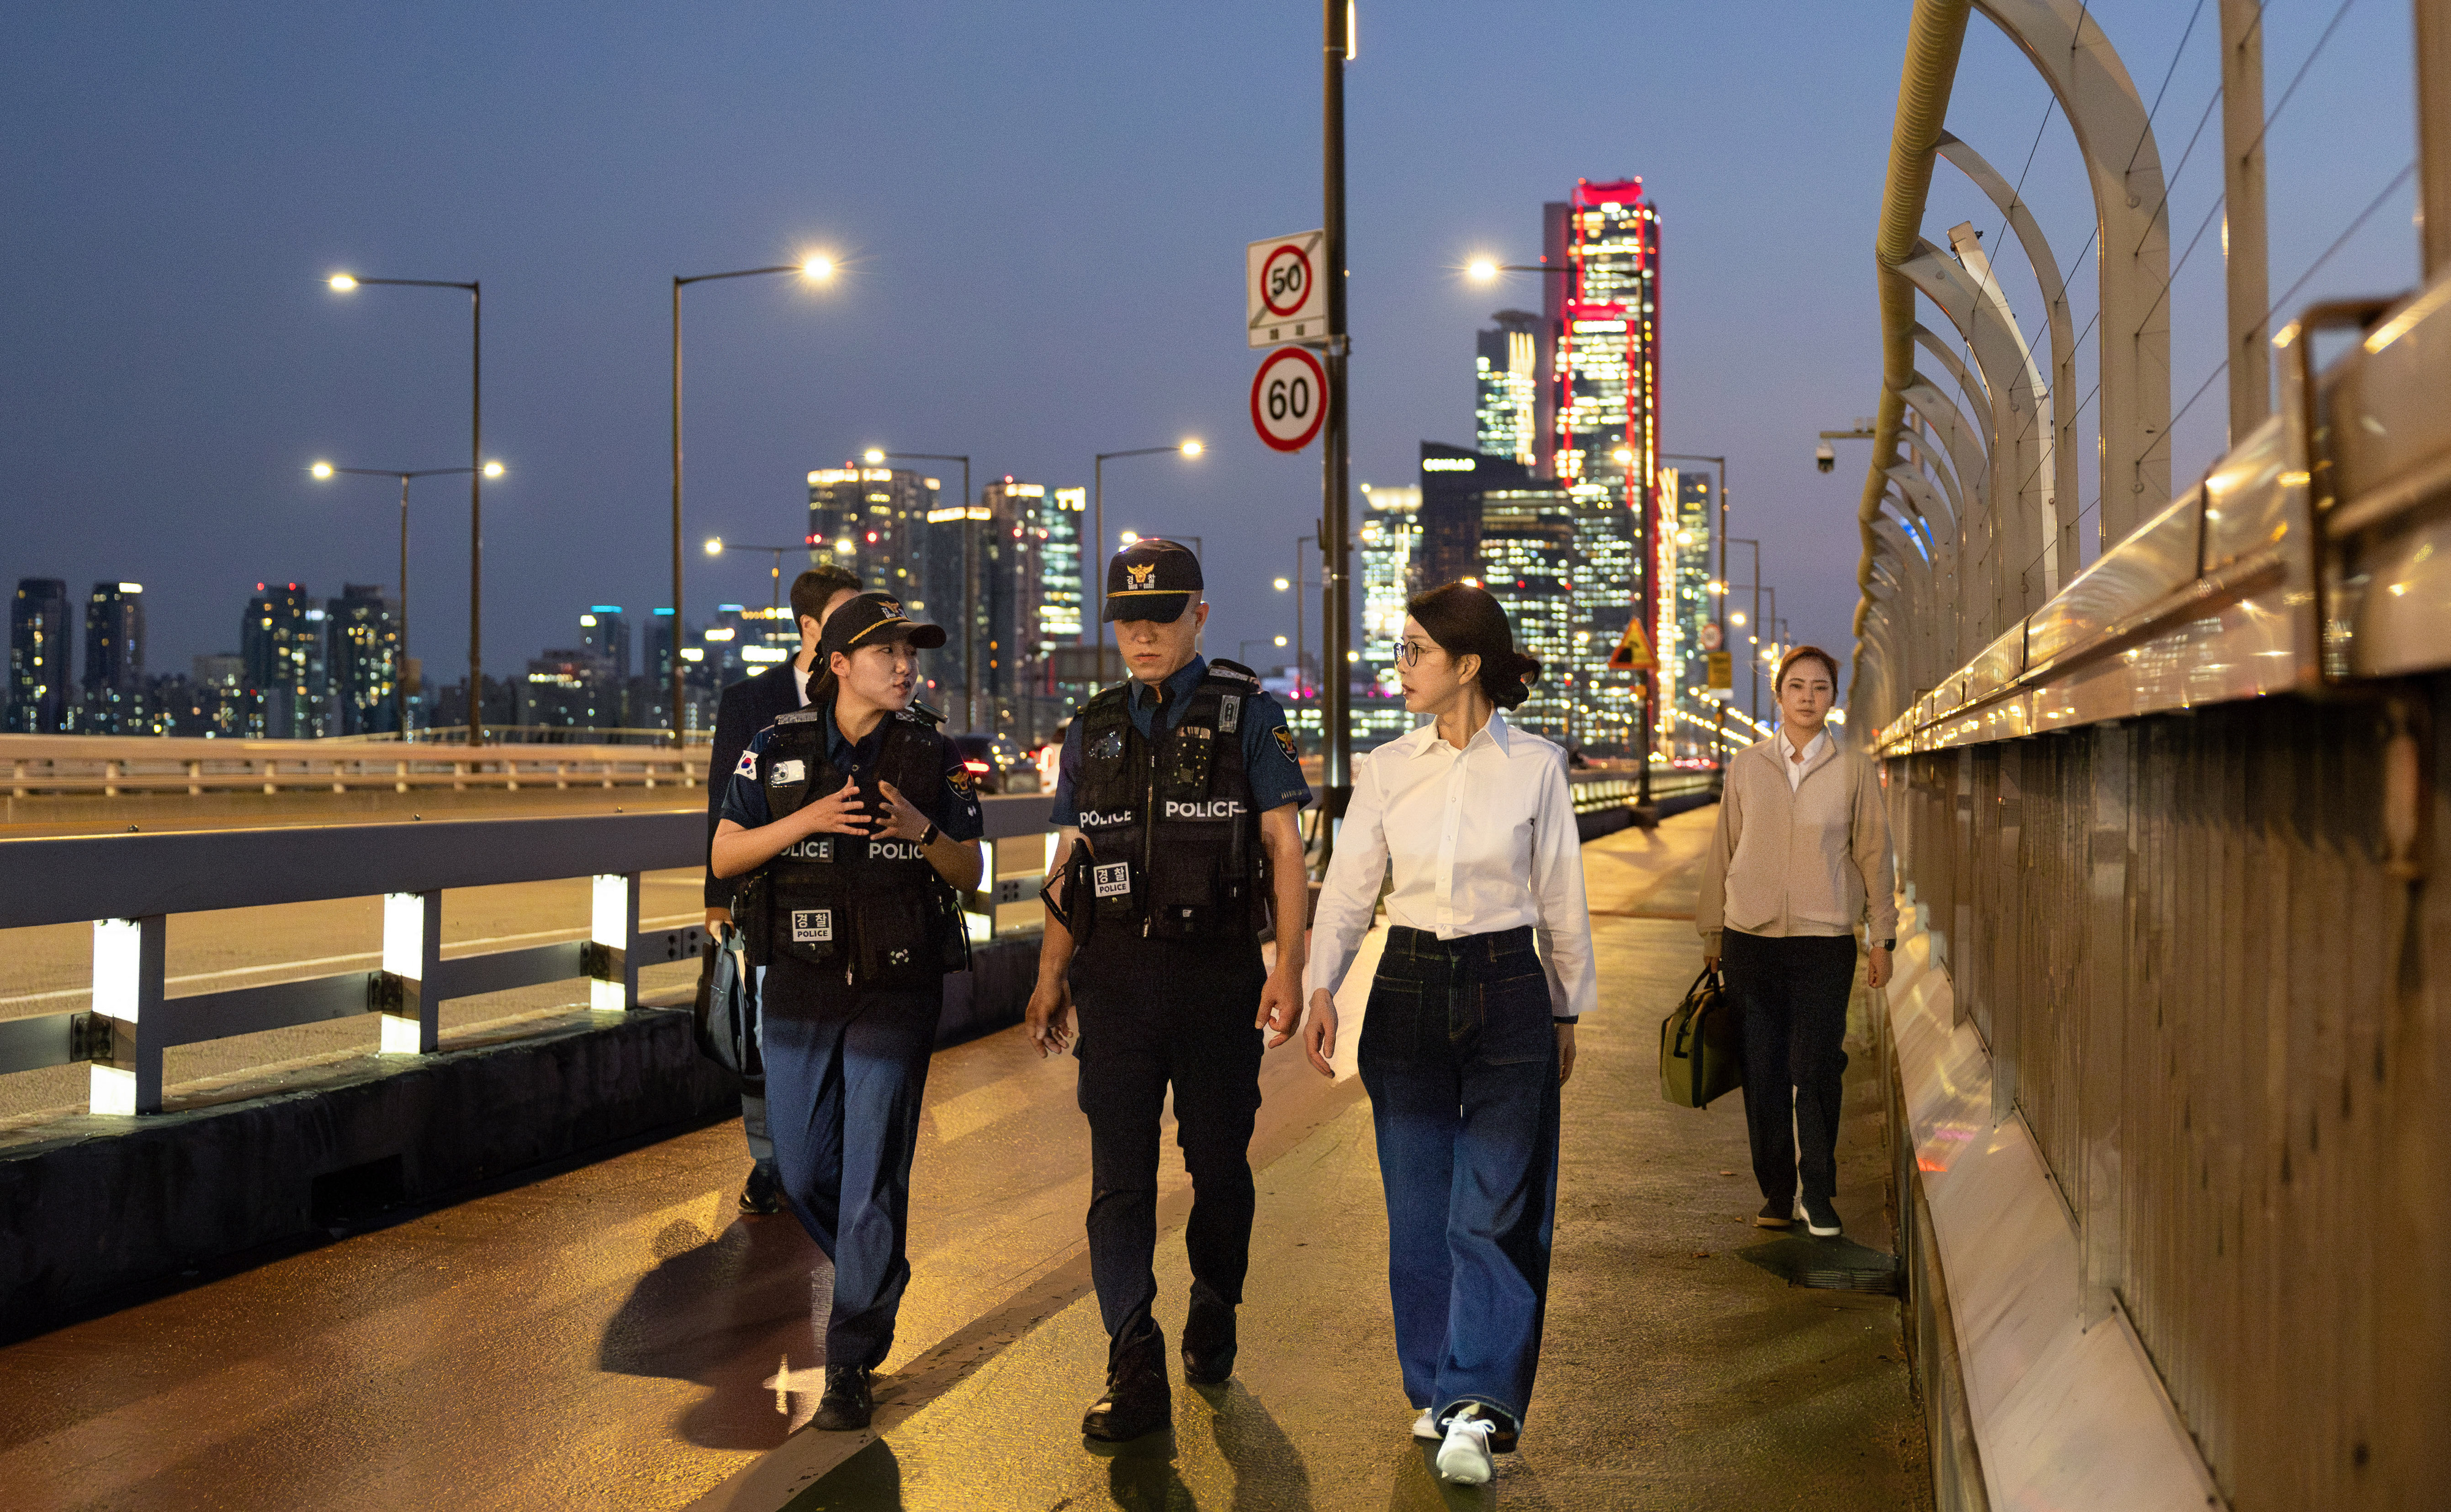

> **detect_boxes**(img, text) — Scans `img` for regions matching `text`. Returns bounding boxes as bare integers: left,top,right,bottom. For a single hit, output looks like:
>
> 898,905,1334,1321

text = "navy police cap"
1102,538,1203,624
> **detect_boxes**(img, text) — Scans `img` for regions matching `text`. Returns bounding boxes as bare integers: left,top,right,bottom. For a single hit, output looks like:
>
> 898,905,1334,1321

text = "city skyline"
1,5,2417,714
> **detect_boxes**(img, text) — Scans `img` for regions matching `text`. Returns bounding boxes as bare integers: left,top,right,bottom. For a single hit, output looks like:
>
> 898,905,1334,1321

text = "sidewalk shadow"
1385,1442,1495,1511
776,1438,904,1511
1737,1233,1904,1295
596,1212,833,1449
1195,1380,1314,1511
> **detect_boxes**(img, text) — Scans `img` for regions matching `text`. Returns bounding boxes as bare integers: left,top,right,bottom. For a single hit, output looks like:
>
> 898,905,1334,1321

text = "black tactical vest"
749,702,965,987
1071,659,1268,942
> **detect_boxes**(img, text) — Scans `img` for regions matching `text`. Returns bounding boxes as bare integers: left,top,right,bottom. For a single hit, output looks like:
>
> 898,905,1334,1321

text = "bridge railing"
0,793,1060,1116
0,733,707,797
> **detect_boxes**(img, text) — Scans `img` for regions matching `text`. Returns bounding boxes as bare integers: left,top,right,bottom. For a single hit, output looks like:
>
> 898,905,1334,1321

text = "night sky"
0,2,2419,705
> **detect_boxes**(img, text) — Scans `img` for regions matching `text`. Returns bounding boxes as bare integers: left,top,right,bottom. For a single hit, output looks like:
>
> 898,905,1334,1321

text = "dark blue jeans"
757,958,941,1370
1721,929,1857,1209
1358,924,1559,1436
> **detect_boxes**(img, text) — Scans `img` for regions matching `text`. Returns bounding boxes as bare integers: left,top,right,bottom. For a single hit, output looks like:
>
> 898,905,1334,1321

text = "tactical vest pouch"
853,888,937,987
770,869,846,970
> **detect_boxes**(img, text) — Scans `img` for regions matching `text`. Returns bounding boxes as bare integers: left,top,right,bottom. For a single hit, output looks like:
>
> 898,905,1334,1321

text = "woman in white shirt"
1301,582,1596,1486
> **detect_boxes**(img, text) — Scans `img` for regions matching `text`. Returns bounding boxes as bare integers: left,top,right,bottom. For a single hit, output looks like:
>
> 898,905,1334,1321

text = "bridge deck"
0,811,1928,1510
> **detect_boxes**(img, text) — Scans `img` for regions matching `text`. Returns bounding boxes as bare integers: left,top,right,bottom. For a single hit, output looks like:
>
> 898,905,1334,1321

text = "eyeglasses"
1396,639,1434,668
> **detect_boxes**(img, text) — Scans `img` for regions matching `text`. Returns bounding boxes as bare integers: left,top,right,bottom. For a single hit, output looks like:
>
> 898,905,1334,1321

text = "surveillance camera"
1815,442,1836,474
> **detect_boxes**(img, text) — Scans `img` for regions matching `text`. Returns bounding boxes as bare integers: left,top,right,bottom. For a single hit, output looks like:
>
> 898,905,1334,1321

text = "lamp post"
1276,535,1316,704
672,257,835,748
865,449,973,727
702,537,802,613
325,272,484,744
311,459,504,738
1091,442,1203,665
1727,537,1763,725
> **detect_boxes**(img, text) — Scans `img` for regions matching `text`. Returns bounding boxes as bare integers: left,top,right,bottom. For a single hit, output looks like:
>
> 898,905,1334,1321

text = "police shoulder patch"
774,707,824,726
945,764,974,796
1205,657,1261,690
733,747,759,779
1273,727,1300,762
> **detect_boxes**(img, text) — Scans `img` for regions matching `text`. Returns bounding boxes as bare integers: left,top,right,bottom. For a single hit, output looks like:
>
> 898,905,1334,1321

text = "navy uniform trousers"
757,953,940,1370
1069,934,1267,1362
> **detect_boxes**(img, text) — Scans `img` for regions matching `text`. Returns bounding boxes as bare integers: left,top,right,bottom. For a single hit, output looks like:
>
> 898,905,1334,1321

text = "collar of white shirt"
1399,708,1513,759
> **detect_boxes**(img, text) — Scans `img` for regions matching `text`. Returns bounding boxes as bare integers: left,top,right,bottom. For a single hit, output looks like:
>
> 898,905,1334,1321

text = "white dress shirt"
1781,727,1832,791
1305,711,1598,1020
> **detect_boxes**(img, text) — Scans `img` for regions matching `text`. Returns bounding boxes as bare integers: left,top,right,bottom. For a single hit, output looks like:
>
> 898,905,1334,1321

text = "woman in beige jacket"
1697,646,1896,1238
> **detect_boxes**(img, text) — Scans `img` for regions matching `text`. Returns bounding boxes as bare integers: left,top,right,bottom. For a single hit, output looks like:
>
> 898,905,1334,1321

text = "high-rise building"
189,653,255,738
1662,468,1717,732
1417,442,1536,591
243,583,328,738
1475,311,1542,467
579,607,631,684
808,464,939,608
517,648,619,729
325,583,401,735
1357,483,1420,697
1544,178,1661,755
80,581,145,734
1477,484,1578,741
8,578,72,733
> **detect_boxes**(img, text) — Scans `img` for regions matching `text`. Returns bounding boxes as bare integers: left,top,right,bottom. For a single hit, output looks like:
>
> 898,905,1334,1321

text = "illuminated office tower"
325,583,401,735
1357,483,1419,695
9,578,72,733
1474,311,1542,467
1544,178,1661,755
807,464,940,606
1417,441,1537,591
578,607,631,684
1477,485,1577,741
80,581,145,734
1659,468,1717,727
1017,483,1092,741
243,582,328,738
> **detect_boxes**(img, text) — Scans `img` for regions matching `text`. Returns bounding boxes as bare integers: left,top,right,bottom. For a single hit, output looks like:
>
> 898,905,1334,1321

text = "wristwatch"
1876,937,1895,951
918,821,941,847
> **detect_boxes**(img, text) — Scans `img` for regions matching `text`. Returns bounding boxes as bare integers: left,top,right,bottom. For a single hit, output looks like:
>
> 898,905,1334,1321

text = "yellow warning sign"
1706,651,1732,689
1606,616,1655,672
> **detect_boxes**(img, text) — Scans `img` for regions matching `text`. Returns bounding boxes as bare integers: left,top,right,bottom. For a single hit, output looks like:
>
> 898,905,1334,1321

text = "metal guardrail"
0,793,1059,1116
1565,767,1717,814
0,733,707,797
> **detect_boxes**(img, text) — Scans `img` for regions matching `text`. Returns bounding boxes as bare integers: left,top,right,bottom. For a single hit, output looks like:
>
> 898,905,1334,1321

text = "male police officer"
711,592,983,1432
1026,538,1313,1442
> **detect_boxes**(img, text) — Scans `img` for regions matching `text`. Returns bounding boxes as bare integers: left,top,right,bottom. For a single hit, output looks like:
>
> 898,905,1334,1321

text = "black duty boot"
1082,1323,1172,1442
1180,1293,1237,1386
810,1363,873,1431
738,1161,782,1215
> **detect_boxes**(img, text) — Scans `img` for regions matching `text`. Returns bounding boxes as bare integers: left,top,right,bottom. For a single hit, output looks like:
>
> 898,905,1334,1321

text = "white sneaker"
1436,1406,1496,1484
1412,1408,1439,1440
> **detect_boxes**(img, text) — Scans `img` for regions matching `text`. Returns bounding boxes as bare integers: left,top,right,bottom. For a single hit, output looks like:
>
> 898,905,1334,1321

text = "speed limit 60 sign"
1251,346,1328,453
1247,230,1326,349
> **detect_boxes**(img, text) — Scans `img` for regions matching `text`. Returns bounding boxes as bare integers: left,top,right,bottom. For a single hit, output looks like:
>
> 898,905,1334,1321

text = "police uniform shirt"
1048,654,1312,826
723,698,986,842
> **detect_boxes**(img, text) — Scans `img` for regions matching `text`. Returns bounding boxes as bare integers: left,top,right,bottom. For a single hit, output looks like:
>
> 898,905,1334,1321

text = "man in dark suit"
705,563,863,1213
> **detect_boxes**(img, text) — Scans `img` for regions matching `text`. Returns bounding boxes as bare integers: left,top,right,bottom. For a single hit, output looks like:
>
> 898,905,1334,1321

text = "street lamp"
325,271,484,744
672,255,835,747
867,449,974,727
309,459,504,738
1278,535,1316,700
1727,537,1764,724
703,536,804,613
1091,442,1203,661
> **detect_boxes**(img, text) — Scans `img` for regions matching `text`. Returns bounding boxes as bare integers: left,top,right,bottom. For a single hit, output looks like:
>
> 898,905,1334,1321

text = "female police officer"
711,592,983,1432
1025,538,1313,1444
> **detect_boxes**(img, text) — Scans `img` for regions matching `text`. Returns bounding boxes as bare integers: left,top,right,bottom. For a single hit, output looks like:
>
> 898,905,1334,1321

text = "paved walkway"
0,807,1928,1511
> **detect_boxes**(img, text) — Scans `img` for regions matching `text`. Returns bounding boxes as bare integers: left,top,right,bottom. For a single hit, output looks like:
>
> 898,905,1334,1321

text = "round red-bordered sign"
1250,346,1328,453
1260,243,1313,317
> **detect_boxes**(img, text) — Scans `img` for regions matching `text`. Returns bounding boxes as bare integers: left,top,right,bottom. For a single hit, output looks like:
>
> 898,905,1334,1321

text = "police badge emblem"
1125,562,1157,588
1273,727,1299,762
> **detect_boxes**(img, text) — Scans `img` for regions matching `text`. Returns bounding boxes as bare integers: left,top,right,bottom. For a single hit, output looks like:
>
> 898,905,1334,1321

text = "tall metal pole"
468,281,483,747
1321,0,1354,816
2419,0,2451,278
1093,453,1106,663
670,276,686,749
398,474,412,739
2218,0,2271,438
1294,534,1314,704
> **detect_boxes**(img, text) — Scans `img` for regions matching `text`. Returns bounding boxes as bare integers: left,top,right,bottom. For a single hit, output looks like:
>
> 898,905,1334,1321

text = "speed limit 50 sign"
1251,346,1328,453
1247,230,1326,349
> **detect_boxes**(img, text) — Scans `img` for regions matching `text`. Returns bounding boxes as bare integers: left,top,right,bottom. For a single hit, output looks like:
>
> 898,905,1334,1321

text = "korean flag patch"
790,909,833,943
1092,861,1131,898
733,747,759,779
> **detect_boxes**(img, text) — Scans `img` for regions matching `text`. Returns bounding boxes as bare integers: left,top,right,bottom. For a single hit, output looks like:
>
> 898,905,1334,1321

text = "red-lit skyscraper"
1542,178,1660,756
